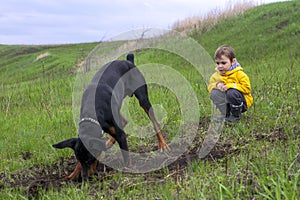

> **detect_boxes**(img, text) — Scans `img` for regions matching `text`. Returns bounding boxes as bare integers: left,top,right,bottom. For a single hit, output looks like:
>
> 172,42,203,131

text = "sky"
0,0,287,45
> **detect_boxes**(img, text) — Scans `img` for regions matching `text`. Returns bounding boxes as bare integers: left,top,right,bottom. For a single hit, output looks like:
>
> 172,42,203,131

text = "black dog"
53,54,170,181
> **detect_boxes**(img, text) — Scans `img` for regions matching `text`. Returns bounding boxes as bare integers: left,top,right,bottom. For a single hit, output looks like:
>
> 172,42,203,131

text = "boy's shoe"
212,114,226,121
226,115,240,122
226,103,243,123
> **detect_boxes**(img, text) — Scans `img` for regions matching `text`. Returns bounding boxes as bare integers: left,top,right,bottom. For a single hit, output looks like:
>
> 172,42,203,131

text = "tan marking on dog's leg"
109,126,116,134
145,107,170,151
87,159,99,176
106,137,116,149
156,130,170,151
66,162,82,180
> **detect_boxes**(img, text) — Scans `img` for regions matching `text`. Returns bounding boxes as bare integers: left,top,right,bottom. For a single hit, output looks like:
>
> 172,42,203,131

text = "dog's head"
52,138,96,181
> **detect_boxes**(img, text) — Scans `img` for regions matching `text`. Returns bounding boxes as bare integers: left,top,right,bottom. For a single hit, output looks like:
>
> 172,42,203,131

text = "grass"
172,0,256,34
0,1,299,199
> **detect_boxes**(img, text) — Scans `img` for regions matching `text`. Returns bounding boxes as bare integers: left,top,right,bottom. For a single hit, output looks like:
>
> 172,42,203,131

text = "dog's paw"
158,143,171,152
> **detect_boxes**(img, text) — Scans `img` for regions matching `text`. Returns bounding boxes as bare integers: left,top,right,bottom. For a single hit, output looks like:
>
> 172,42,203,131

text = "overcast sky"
0,0,286,45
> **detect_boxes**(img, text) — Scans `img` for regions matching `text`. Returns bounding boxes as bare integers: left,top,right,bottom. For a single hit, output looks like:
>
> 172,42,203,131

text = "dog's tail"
126,53,134,64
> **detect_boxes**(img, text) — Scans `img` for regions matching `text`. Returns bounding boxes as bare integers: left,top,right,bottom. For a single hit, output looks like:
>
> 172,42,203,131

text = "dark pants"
210,89,247,116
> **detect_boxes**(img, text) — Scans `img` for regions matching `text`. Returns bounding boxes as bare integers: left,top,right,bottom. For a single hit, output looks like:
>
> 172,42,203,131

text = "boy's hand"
216,83,227,92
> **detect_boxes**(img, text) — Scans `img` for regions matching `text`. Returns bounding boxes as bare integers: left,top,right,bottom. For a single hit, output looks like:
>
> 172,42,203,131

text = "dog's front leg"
87,160,98,176
66,161,98,180
65,162,82,180
109,126,130,166
106,136,116,149
118,133,130,166
66,136,117,181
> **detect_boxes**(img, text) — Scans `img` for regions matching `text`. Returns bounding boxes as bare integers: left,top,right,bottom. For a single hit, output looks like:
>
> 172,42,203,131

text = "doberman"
53,54,170,181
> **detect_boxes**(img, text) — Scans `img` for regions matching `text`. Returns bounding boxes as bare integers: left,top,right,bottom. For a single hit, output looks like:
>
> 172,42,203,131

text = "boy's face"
215,55,236,75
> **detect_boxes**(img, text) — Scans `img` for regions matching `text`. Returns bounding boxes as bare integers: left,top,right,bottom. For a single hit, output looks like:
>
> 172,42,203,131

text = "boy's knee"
210,89,226,103
226,89,242,103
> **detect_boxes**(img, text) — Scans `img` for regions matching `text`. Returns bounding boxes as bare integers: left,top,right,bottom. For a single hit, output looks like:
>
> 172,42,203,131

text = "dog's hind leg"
137,98,170,151
147,107,170,151
133,86,170,152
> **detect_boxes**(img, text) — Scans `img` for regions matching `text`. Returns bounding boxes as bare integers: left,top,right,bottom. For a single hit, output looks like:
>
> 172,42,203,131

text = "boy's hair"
214,45,236,61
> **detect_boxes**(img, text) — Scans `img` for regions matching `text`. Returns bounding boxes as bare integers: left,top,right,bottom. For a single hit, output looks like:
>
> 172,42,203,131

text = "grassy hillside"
0,43,98,84
0,1,299,199
195,1,300,61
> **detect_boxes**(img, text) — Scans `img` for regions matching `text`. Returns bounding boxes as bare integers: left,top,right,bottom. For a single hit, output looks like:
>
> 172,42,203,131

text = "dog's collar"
79,117,101,127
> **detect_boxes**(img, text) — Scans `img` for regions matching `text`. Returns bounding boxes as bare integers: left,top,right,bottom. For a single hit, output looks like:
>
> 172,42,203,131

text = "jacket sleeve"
227,71,251,94
208,73,219,93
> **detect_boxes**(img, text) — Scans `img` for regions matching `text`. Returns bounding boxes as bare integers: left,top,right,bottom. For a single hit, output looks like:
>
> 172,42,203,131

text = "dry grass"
172,0,257,34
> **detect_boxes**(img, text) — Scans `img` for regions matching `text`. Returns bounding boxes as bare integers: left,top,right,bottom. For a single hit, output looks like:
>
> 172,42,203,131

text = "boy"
208,45,253,122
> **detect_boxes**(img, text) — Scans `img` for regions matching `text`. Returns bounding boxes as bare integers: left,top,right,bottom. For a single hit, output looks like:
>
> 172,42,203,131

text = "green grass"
0,1,299,199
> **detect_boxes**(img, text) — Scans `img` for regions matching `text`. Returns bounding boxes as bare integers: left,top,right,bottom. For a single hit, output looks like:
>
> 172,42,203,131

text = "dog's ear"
52,138,78,150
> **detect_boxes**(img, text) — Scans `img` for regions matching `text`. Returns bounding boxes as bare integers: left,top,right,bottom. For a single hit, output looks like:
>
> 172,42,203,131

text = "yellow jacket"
208,66,253,108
